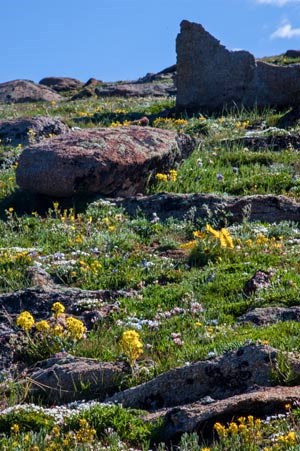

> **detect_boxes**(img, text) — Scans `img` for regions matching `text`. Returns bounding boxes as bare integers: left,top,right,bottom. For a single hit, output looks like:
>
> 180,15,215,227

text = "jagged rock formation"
176,20,300,112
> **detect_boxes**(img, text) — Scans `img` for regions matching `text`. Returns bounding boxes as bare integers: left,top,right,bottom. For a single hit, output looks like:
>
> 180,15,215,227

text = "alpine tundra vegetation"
1,25,300,449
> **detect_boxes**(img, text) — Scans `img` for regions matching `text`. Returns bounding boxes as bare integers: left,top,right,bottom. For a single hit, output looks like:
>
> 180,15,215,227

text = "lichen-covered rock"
222,129,300,150
0,116,69,145
161,386,300,442
0,80,62,103
16,126,195,197
176,20,300,112
114,193,300,224
239,306,300,325
28,356,129,403
107,344,300,410
39,76,83,92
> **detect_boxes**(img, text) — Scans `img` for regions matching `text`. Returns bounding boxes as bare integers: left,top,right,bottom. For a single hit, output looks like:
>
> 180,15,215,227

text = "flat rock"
39,76,83,92
28,356,129,403
0,80,62,103
16,126,195,197
95,82,176,98
176,20,300,112
223,129,300,150
113,193,300,223
0,116,69,146
160,386,300,442
107,344,300,410
0,285,127,325
238,306,300,325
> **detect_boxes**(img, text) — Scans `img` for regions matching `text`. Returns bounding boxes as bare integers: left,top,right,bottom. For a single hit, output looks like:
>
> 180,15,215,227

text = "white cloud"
257,0,300,5
271,21,300,38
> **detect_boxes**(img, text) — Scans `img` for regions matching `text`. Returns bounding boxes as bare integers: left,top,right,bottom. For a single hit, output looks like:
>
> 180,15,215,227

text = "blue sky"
1,0,300,84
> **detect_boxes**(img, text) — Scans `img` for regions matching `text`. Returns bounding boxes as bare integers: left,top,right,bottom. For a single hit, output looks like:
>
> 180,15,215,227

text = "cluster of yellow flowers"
236,120,250,129
16,311,35,331
205,224,234,249
180,224,234,250
214,415,297,448
153,117,188,129
75,418,96,443
0,250,31,266
110,120,132,127
155,169,178,183
66,317,86,340
78,111,93,117
244,234,283,249
52,301,65,316
9,420,96,449
180,240,197,250
102,216,116,232
277,431,297,446
79,259,102,274
120,329,143,366
16,302,86,341
214,416,262,439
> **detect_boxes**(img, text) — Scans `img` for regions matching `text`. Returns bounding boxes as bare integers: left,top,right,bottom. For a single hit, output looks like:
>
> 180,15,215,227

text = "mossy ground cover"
1,95,300,449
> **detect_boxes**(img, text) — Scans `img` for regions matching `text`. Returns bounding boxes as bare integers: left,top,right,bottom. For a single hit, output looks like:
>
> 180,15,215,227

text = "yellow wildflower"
256,234,268,245
10,423,20,434
193,230,206,239
66,317,85,340
121,330,143,366
228,422,239,435
51,302,65,316
155,173,168,182
52,324,64,337
214,422,227,437
35,320,50,333
52,425,60,437
206,224,220,239
169,169,177,182
219,228,234,249
180,240,197,249
16,311,35,331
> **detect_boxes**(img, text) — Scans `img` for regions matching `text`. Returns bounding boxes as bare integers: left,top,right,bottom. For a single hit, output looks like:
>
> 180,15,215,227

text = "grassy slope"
1,96,300,449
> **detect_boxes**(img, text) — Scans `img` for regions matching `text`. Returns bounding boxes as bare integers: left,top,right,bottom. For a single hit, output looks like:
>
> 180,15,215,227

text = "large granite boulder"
176,20,300,112
0,116,69,145
0,80,62,103
39,76,83,92
16,126,195,197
